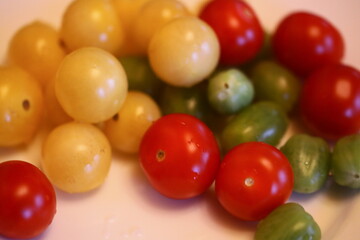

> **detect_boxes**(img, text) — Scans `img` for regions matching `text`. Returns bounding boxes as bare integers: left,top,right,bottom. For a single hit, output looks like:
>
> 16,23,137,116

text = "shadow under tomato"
289,176,359,204
127,155,203,211
324,177,360,201
55,182,104,202
289,180,331,203
203,187,257,234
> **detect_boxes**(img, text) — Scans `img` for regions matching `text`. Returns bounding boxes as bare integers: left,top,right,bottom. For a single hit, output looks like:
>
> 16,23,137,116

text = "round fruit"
148,16,219,87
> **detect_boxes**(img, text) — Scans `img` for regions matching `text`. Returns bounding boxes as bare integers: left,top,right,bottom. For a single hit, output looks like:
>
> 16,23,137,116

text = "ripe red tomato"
215,142,294,221
300,64,360,140
0,160,56,239
139,113,221,199
272,11,344,77
199,0,264,66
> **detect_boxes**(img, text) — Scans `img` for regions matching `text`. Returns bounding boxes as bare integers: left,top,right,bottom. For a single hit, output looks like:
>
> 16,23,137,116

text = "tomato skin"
272,11,344,77
280,134,331,194
332,134,360,188
300,64,360,140
215,142,294,221
0,160,56,239
159,82,213,125
220,101,289,152
139,113,221,199
199,0,264,66
255,202,321,240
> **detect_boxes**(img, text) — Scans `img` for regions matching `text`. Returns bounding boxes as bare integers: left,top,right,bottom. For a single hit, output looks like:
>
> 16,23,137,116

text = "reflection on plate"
0,0,360,239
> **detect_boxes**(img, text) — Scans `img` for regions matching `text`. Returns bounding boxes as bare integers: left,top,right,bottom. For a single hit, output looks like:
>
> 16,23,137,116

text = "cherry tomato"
215,142,294,221
272,11,344,77
255,202,321,240
199,0,264,66
300,64,360,140
139,113,221,199
0,160,56,239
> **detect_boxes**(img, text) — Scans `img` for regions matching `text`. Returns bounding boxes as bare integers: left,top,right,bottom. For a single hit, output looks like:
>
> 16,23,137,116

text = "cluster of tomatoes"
1,0,360,239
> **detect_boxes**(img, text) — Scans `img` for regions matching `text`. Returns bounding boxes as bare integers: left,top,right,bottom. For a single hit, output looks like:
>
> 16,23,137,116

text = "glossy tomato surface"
272,11,344,77
199,0,264,66
139,113,220,199
300,64,360,140
215,142,294,221
0,160,56,239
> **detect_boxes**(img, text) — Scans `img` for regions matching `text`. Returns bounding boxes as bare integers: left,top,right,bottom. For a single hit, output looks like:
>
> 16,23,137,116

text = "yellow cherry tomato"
42,122,112,193
104,91,161,154
148,16,219,87
0,67,43,146
60,0,124,55
55,47,128,123
8,21,66,86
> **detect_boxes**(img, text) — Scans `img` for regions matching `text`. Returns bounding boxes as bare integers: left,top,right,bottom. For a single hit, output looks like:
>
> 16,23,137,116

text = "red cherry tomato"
300,64,360,140
199,0,264,66
272,11,344,77
0,160,56,239
215,142,294,221
139,113,221,199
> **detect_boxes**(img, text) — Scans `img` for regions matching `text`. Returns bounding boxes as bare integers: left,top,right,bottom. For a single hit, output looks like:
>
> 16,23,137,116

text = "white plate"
1,0,360,239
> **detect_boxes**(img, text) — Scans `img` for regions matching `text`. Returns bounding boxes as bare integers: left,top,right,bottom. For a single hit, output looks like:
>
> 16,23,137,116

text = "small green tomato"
159,82,213,125
250,60,301,113
220,101,288,152
207,69,254,114
119,56,163,98
332,134,360,188
280,134,331,193
255,202,321,240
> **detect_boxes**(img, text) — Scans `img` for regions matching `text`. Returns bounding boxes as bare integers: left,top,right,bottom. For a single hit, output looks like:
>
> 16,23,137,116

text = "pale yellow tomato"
41,122,112,193
132,0,191,54
55,47,128,123
60,0,124,55
0,67,43,147
8,21,66,86
148,16,219,87
104,91,161,154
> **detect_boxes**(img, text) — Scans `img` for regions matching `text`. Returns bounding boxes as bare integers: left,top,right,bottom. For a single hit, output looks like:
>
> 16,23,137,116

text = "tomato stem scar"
244,177,254,187
156,150,166,162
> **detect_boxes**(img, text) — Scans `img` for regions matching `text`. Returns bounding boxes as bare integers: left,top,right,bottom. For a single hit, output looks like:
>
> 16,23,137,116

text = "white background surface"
1,0,360,239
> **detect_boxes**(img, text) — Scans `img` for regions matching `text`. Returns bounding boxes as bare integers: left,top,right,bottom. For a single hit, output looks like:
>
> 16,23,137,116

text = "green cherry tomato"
250,61,301,113
255,202,321,240
159,82,213,124
332,134,360,188
280,134,331,193
119,56,163,98
221,101,288,152
207,68,254,114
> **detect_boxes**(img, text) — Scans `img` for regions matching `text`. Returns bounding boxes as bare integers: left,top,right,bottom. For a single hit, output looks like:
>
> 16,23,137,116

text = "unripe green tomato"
220,101,288,152
159,83,213,125
250,61,301,113
207,68,254,114
119,56,163,98
255,202,321,240
332,134,360,188
280,134,330,193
